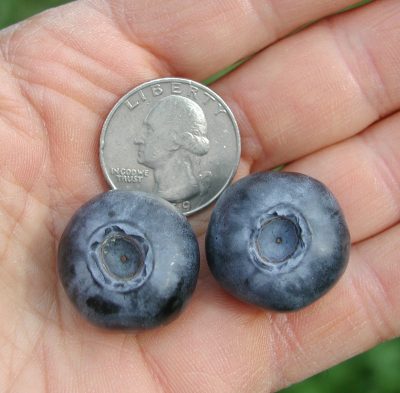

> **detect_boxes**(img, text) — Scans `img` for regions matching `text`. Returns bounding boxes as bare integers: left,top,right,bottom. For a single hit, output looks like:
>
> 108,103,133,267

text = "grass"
281,339,400,393
1,1,399,392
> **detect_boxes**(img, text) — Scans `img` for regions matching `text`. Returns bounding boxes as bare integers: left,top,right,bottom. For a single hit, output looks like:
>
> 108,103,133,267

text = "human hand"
0,0,399,391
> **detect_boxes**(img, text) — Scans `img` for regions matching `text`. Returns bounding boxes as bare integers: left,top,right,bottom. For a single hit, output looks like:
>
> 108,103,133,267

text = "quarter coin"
100,78,241,215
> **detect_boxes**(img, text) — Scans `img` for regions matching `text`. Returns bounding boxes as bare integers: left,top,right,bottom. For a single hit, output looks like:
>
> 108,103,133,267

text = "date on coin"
100,78,241,215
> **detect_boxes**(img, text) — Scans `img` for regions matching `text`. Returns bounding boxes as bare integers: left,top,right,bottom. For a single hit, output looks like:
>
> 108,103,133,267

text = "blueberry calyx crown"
99,227,148,281
250,204,310,271
256,216,300,263
88,224,154,293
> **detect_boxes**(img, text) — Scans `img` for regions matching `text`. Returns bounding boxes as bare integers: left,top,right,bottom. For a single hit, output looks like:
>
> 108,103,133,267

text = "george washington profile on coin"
134,95,210,202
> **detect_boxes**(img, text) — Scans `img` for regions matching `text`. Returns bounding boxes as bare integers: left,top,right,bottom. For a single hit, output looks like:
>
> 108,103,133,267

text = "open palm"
1,0,399,391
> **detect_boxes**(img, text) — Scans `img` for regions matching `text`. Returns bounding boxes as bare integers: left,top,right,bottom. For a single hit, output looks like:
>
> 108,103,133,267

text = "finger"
285,110,400,243
109,0,365,80
0,0,363,115
1,0,362,82
213,0,400,169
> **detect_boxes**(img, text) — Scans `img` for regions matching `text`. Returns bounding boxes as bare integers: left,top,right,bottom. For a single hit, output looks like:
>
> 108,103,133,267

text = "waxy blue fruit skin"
58,190,200,329
206,172,350,311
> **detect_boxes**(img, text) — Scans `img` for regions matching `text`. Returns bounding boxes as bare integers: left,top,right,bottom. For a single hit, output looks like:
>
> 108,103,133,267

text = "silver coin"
100,78,241,215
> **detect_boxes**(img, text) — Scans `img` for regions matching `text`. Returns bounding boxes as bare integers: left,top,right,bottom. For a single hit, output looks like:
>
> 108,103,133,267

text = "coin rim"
99,77,241,216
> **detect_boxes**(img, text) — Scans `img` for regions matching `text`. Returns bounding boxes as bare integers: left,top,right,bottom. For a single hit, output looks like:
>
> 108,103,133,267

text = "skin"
0,0,399,392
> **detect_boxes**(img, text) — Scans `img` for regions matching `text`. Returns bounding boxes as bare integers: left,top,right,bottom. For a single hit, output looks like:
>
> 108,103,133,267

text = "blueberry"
58,190,199,329
206,172,350,311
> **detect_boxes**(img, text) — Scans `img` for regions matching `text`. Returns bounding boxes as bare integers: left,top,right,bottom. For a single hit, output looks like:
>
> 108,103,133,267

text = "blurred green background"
0,0,68,27
1,1,399,392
